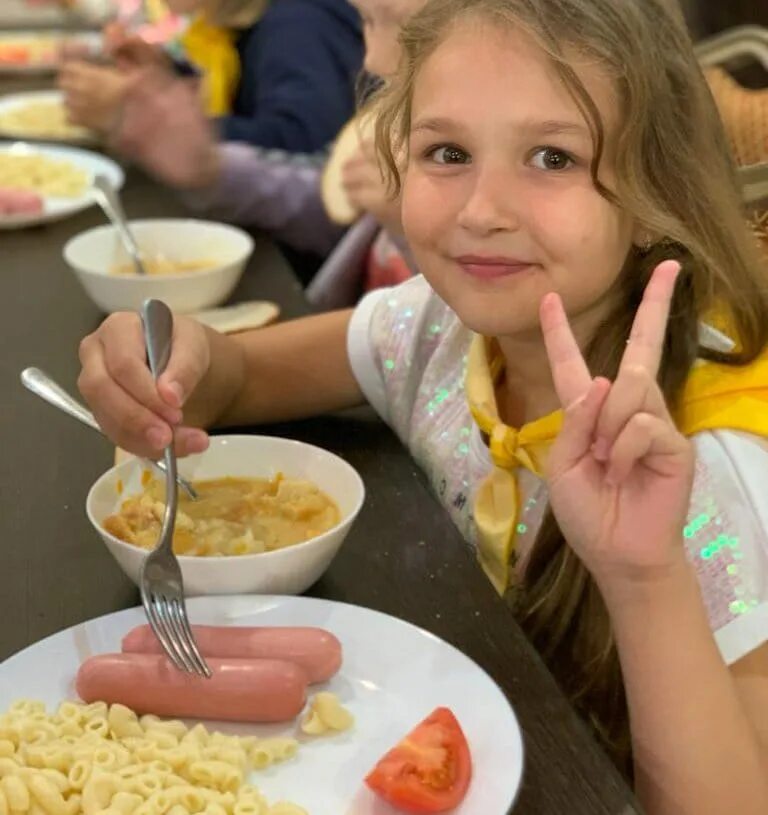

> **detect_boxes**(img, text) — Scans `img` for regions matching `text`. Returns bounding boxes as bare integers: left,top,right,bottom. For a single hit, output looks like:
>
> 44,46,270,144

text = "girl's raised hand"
540,260,694,588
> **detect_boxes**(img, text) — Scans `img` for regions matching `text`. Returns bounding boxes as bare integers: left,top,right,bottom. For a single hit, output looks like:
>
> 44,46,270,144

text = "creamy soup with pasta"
104,473,341,556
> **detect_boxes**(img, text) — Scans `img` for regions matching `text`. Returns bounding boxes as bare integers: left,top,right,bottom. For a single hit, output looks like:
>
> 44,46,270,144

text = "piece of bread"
191,300,280,334
321,112,377,225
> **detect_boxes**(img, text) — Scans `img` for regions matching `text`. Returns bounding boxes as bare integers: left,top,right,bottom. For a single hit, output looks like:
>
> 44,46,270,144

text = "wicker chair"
696,26,768,251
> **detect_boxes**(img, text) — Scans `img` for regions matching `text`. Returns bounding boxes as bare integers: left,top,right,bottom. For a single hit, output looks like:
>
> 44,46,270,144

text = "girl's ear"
631,224,654,253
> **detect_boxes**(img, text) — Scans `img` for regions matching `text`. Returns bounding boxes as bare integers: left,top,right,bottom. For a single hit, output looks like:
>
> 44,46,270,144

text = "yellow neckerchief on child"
466,332,768,594
180,14,241,117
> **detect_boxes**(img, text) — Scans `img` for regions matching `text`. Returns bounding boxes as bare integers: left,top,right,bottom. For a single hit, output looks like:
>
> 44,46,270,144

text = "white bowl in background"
64,219,254,314
86,435,366,596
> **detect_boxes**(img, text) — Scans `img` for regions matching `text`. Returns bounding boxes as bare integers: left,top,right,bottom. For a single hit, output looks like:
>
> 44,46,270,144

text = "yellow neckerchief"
144,0,169,22
466,332,768,594
180,14,241,117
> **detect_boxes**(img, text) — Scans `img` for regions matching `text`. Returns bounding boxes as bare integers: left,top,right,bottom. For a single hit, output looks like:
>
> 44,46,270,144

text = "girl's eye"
427,145,470,165
530,147,574,171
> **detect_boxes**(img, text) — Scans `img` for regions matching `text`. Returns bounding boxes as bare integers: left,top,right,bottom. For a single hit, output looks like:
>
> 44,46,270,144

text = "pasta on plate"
0,103,92,141
0,153,87,198
300,694,354,737
0,699,308,815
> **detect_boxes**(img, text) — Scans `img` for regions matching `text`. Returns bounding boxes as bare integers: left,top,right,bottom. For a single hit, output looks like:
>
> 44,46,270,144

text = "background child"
75,0,768,810
59,0,363,153
108,0,419,290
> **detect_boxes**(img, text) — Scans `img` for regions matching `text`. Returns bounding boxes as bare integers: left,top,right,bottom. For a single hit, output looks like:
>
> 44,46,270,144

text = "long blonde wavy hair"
373,0,768,778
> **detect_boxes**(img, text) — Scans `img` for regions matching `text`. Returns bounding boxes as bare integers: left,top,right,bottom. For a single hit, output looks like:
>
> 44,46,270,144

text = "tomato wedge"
365,707,472,813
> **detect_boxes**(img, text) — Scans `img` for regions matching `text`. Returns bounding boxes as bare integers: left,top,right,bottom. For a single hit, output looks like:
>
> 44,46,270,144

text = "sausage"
122,625,342,684
76,653,308,723
0,188,44,216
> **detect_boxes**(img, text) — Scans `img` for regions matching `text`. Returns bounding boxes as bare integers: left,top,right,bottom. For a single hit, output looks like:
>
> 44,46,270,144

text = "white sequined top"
347,274,768,666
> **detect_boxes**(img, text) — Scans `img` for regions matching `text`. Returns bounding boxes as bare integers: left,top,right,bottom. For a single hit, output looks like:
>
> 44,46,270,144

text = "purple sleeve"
181,143,345,257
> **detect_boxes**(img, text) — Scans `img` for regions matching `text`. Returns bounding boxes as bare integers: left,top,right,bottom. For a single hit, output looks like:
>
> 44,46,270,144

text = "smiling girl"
75,0,768,809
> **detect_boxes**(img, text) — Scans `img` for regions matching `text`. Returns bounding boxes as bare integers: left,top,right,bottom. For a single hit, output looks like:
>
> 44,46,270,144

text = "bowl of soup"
64,219,254,313
86,435,366,595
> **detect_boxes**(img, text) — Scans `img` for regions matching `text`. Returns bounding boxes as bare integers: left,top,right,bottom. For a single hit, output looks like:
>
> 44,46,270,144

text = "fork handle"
142,300,178,552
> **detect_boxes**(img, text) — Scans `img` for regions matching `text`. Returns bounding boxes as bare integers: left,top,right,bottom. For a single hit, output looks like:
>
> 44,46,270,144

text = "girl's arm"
218,0,363,152
78,309,363,459
602,558,768,815
211,309,364,428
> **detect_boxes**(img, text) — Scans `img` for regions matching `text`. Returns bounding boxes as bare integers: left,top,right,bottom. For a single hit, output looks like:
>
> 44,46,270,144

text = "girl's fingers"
174,426,210,457
592,365,672,460
539,291,593,407
78,342,173,457
96,313,182,423
605,412,689,485
619,260,680,377
549,377,611,476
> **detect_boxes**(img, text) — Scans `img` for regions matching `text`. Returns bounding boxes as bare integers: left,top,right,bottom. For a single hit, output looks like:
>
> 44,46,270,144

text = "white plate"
0,31,101,75
0,141,123,230
0,595,524,814
0,90,98,144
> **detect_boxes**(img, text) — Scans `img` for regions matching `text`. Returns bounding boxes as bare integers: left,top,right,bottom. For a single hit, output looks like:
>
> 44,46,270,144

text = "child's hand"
113,67,220,190
78,312,212,459
540,260,694,589
104,24,172,69
58,61,130,133
341,140,403,235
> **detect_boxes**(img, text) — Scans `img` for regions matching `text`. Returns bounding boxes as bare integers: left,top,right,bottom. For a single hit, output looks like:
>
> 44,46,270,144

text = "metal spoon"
91,174,148,276
20,367,199,500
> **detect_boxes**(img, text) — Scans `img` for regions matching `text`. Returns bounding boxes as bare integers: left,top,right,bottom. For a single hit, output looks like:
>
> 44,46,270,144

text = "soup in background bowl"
64,219,254,313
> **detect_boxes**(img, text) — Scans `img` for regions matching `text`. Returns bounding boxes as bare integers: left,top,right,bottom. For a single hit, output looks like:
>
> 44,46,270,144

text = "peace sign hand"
540,260,695,589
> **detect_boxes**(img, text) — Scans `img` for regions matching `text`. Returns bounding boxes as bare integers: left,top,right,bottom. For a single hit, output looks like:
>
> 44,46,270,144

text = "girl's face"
403,19,639,341
351,0,425,78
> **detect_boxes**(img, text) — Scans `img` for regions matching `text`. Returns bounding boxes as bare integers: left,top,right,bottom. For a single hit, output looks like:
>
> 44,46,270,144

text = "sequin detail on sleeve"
685,444,763,630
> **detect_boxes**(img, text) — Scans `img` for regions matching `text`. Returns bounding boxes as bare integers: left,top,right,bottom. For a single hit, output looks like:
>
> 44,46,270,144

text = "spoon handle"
92,174,148,276
21,367,101,432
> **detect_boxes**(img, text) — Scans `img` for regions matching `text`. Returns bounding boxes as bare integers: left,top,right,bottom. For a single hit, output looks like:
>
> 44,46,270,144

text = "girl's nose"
456,164,521,236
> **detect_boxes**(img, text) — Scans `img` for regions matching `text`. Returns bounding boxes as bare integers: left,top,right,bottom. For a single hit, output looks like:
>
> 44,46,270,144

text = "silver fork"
139,299,212,678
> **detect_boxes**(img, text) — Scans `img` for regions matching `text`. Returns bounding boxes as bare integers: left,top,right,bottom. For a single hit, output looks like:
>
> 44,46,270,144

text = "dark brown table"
0,74,640,815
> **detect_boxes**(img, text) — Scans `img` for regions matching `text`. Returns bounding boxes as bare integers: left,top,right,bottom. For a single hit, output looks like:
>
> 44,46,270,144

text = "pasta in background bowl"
87,436,366,595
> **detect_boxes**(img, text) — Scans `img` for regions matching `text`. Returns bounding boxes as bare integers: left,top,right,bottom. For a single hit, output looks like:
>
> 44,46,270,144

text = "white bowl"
86,435,366,596
64,219,254,314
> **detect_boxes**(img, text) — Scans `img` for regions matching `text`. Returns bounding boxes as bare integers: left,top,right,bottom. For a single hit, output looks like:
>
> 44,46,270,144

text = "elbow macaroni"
0,700,308,815
300,694,354,737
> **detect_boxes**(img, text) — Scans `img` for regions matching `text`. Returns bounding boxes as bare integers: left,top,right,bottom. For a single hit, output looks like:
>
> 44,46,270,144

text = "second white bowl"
64,219,254,314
